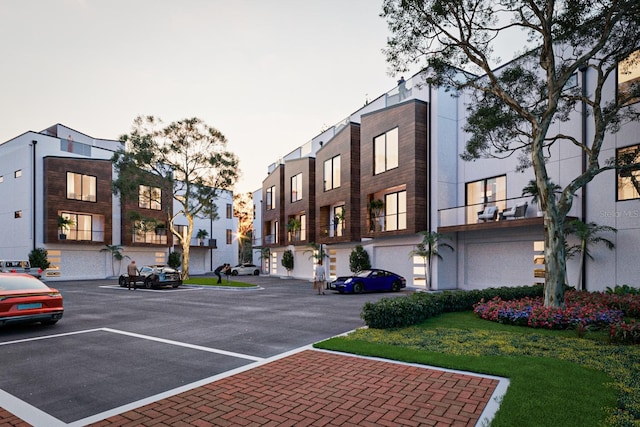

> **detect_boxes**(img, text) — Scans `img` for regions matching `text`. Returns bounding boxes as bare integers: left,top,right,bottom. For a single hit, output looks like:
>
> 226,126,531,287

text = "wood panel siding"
360,100,429,237
262,165,285,246
315,123,361,243
43,157,113,244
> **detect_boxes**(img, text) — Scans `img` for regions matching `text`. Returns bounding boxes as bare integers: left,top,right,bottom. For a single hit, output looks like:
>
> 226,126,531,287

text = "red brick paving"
1,350,500,426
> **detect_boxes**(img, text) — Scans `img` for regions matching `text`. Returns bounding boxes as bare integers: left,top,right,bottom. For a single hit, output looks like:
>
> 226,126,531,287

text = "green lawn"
314,311,639,426
183,277,257,288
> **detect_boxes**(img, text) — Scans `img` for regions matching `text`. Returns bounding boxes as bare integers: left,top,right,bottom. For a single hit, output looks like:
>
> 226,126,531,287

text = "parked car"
0,273,64,326
329,269,406,294
230,263,260,276
0,260,43,279
118,265,182,289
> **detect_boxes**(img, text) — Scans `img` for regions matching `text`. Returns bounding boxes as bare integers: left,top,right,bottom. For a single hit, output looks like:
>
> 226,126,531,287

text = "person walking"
313,259,326,295
127,260,139,291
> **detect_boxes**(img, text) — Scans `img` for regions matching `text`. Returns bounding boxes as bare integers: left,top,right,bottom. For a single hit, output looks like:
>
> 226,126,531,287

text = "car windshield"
0,275,49,291
355,270,373,278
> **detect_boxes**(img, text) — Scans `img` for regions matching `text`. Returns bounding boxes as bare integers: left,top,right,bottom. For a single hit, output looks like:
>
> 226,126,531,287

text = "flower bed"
473,290,628,330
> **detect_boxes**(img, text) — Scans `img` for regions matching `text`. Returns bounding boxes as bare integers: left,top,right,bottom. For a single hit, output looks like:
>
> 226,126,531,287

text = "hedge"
361,284,544,329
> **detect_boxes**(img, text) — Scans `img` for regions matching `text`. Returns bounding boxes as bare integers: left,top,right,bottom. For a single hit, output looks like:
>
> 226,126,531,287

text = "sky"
0,0,412,194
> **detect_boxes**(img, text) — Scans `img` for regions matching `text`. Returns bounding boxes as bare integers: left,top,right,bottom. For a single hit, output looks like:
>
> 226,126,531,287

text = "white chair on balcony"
500,202,528,220
477,206,498,222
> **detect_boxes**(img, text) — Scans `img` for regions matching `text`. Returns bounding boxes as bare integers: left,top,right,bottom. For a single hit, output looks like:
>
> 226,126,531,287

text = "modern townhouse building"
257,55,640,292
0,123,237,280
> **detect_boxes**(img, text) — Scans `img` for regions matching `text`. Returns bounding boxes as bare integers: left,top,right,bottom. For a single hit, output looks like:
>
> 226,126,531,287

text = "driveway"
0,275,414,425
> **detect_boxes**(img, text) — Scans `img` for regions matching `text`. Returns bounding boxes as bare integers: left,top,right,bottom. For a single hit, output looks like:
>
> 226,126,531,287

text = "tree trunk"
543,210,567,307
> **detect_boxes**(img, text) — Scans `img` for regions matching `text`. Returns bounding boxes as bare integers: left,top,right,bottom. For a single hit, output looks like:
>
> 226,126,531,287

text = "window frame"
138,185,162,210
373,127,399,175
66,172,97,203
323,155,341,191
384,190,407,231
616,144,640,201
617,50,640,106
291,173,303,202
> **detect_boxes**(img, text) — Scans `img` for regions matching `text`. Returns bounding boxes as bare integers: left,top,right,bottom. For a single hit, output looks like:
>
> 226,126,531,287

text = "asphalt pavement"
0,275,414,425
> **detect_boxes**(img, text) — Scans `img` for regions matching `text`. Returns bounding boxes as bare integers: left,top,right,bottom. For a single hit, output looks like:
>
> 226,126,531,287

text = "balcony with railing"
437,196,548,232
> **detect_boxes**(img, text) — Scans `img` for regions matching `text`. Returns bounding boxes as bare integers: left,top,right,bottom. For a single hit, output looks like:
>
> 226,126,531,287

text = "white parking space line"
0,327,265,426
101,328,264,362
0,389,66,427
70,345,313,427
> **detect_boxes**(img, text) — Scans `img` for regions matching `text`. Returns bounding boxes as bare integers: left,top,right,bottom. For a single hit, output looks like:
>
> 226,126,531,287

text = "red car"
0,273,64,326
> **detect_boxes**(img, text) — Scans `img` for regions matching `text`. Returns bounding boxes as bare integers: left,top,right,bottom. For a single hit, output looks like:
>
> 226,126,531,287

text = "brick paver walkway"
1,350,502,426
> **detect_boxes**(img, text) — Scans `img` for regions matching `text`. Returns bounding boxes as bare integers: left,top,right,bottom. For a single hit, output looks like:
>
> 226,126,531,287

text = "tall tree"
112,116,239,279
383,0,640,306
234,192,254,263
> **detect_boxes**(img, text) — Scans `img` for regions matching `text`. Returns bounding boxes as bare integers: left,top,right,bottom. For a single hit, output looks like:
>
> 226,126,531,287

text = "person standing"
313,259,326,295
127,260,139,291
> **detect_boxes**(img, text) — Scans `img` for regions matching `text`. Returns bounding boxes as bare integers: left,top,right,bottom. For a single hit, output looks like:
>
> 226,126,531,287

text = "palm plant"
409,231,454,291
100,244,129,277
565,220,616,291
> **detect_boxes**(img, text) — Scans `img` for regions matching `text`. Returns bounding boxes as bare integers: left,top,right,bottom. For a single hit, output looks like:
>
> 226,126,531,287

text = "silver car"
230,263,260,276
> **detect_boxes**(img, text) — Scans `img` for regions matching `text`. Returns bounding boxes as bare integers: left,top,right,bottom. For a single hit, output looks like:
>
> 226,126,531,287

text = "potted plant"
196,229,209,246
58,215,74,240
287,217,301,241
367,199,384,231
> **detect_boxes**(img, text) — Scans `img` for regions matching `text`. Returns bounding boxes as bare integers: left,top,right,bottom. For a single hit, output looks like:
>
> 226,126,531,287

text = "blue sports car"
329,269,406,294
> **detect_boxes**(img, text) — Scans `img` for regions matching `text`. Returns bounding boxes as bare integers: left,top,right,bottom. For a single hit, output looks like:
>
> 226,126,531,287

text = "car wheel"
232,270,239,276
253,270,259,276
118,276,127,287
144,278,153,289
391,281,401,292
353,282,364,294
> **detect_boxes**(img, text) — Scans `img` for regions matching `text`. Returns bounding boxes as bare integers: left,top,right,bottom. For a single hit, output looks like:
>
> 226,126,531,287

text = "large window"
324,155,341,191
226,203,233,219
139,185,161,210
374,128,399,175
333,205,345,237
385,190,407,231
618,50,640,105
465,176,507,222
291,173,303,202
617,144,640,200
266,186,275,210
67,172,96,202
60,212,103,241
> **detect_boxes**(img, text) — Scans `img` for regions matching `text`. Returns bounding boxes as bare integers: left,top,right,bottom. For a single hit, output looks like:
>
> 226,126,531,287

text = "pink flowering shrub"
473,290,626,330
610,320,640,344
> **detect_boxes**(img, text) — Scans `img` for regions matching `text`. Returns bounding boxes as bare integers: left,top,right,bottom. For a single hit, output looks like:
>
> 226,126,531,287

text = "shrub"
361,284,543,329
28,247,50,270
281,249,294,274
610,320,640,344
168,251,181,269
349,245,371,273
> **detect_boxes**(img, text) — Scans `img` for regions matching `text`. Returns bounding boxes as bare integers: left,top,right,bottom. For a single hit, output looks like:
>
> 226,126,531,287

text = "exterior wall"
262,165,285,246
360,100,429,238
283,157,315,246
315,123,361,244
0,124,238,281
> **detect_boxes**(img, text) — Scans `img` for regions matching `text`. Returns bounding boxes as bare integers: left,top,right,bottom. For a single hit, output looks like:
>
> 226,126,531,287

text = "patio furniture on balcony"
477,206,498,222
500,202,528,220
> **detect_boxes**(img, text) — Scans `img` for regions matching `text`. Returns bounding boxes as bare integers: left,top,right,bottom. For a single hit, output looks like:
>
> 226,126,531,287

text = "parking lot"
0,275,411,426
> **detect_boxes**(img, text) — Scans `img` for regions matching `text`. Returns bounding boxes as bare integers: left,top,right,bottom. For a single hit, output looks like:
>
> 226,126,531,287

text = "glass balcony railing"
438,196,539,227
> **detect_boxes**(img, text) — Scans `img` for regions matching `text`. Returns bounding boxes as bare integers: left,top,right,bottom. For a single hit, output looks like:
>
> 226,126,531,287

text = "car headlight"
345,278,353,284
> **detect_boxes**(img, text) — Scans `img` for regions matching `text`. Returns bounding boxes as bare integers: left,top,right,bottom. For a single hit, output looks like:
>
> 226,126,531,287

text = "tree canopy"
382,0,640,306
112,116,239,279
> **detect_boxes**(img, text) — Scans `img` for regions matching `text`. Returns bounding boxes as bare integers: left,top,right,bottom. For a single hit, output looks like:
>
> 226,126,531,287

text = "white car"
230,263,260,276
